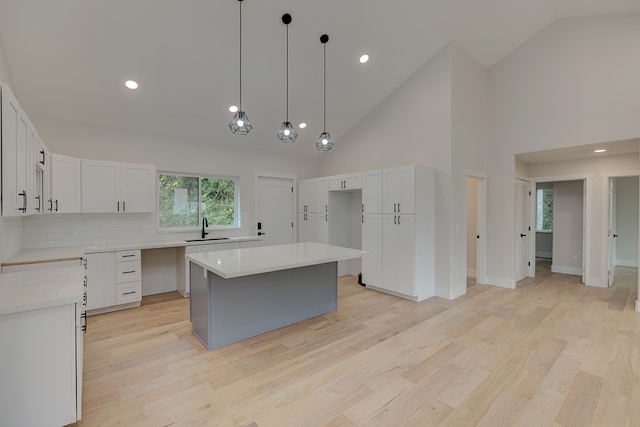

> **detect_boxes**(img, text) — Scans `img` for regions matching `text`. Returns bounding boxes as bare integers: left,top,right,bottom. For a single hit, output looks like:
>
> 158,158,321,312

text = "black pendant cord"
323,41,326,132
239,0,243,111
287,24,289,123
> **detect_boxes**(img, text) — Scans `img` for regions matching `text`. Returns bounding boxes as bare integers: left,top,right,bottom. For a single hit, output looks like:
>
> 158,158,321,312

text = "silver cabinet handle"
123,201,126,212
123,291,136,295
398,215,401,225
18,191,27,213
398,203,400,213
394,215,397,225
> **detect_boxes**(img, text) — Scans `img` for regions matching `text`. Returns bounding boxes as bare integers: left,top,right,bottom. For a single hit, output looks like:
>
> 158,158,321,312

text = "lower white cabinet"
382,214,417,297
86,250,142,313
314,213,329,244
0,302,83,426
361,213,382,288
298,212,315,243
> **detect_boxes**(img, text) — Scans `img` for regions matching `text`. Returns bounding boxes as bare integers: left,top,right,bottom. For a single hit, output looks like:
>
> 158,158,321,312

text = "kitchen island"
186,242,365,350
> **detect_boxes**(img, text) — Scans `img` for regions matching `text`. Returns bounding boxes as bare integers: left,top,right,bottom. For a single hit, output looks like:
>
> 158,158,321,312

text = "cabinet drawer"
115,250,141,262
116,281,141,305
116,260,141,283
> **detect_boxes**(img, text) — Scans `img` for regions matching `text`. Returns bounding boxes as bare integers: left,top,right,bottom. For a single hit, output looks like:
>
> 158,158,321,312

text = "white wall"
0,31,23,263
488,14,640,286
552,180,583,275
615,176,639,267
466,177,478,276
22,117,321,249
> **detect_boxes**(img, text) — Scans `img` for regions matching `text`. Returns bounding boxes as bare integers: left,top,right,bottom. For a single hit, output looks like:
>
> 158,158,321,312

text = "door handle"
258,232,267,236
520,233,527,237
613,234,619,238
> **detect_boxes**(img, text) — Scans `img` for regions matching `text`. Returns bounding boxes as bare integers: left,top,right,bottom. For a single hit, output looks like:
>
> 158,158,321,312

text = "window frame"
535,187,553,233
157,171,240,232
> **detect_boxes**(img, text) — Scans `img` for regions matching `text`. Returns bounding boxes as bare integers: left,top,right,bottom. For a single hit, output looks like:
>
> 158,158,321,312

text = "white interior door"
515,179,531,282
608,178,616,286
256,176,295,247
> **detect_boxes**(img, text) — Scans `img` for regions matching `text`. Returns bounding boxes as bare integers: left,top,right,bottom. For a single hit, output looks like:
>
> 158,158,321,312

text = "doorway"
515,179,531,282
466,172,487,287
607,176,639,288
255,174,295,247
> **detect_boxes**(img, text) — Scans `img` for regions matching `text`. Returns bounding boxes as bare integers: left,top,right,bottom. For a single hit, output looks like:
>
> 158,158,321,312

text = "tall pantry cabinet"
364,165,435,301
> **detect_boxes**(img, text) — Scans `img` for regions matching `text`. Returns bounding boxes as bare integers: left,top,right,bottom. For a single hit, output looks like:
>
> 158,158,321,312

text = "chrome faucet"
202,217,209,239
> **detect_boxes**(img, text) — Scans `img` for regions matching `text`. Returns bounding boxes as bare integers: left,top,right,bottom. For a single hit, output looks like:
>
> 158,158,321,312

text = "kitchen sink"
184,237,230,242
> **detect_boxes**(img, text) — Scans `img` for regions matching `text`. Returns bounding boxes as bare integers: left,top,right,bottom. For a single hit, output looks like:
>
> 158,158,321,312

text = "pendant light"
229,0,252,135
316,34,333,151
277,13,297,143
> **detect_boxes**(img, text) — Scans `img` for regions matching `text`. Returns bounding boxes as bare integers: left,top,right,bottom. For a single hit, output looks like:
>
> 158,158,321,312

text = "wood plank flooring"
72,267,640,426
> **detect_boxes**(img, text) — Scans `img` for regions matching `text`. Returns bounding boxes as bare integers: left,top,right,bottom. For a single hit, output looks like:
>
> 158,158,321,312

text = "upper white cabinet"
362,170,382,214
51,154,82,213
82,160,155,213
298,179,315,213
1,84,29,217
329,172,362,191
314,178,328,214
383,165,416,214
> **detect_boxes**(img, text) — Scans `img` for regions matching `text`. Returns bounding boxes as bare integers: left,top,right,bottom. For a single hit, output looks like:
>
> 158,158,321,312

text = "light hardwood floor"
72,268,640,427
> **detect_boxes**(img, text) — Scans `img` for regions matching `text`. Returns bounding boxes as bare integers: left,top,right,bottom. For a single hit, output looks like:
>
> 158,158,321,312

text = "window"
536,188,553,232
158,173,239,229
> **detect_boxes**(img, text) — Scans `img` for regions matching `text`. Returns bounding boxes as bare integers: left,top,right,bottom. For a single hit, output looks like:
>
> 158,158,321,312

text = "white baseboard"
486,276,516,289
536,251,552,259
585,276,608,288
551,265,582,275
466,269,476,278
615,259,639,268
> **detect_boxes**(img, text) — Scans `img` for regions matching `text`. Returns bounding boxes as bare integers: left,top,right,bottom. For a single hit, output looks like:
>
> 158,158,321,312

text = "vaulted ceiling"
0,0,638,157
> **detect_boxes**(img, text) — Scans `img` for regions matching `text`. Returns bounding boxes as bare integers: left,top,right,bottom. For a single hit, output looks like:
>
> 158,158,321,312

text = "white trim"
486,276,516,289
531,173,594,183
586,276,608,288
602,170,640,179
464,170,488,287
466,269,477,278
616,259,639,268
551,265,582,275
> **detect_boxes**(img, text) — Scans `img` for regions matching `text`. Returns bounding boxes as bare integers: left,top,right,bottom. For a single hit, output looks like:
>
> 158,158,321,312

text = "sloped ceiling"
0,0,638,157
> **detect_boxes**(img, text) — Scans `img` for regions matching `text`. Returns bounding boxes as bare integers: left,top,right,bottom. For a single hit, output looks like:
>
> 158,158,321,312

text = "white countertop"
2,236,262,266
186,242,366,279
0,266,84,315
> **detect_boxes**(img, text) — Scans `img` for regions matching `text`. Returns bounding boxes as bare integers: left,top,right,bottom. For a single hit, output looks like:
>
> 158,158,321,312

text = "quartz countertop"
186,242,366,279
2,236,262,266
0,266,84,315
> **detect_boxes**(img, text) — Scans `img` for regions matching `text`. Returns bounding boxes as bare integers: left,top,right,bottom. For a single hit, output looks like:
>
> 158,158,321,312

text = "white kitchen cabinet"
329,172,362,191
362,169,382,214
382,214,417,297
82,159,156,213
115,250,142,305
383,165,416,214
315,178,329,214
1,83,30,217
85,252,116,311
298,212,315,243
298,179,315,213
361,213,382,288
314,212,329,244
51,153,82,213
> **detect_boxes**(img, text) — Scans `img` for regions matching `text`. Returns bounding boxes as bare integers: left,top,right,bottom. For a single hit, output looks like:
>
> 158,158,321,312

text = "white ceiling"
0,0,638,158
516,138,640,164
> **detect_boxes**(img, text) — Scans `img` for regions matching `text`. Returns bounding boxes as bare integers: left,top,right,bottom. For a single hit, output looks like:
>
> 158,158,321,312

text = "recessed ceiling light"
124,80,138,90
229,105,239,113
298,122,307,129
359,54,369,64
594,149,606,153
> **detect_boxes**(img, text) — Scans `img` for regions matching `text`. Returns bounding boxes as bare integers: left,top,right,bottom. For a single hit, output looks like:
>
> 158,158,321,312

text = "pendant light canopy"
316,34,333,151
277,13,297,143
229,0,252,135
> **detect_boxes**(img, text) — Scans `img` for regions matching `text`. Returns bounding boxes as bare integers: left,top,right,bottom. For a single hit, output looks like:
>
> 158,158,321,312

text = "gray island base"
186,242,365,350
189,261,337,350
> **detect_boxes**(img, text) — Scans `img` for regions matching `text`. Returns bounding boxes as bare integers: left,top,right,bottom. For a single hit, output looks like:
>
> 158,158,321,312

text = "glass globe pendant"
229,0,252,135
316,34,333,151
277,13,297,143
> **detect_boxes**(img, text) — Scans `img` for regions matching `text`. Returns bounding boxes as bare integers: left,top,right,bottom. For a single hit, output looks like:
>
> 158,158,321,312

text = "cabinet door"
382,214,399,289
298,179,315,213
81,159,119,213
382,169,399,214
397,165,415,214
44,151,53,213
395,214,416,296
26,125,38,215
362,170,382,214
362,213,382,287
343,173,362,190
314,213,329,244
85,252,116,310
120,163,156,213
1,86,29,217
328,175,344,191
297,212,315,243
314,178,328,214
51,154,82,213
